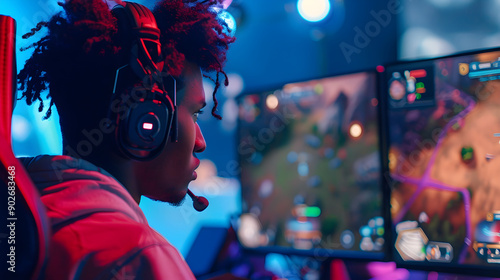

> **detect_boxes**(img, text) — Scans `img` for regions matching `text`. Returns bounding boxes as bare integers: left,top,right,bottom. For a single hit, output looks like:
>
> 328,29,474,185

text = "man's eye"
193,110,204,121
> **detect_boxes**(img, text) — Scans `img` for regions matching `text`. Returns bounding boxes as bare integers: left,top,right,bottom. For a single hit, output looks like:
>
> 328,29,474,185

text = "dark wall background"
198,0,399,176
1,1,399,175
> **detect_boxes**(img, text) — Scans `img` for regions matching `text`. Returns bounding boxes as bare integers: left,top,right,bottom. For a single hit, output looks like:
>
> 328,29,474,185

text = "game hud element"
388,50,500,267
237,72,385,256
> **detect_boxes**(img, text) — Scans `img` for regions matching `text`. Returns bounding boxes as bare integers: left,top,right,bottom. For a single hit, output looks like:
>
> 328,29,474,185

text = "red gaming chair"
0,15,50,280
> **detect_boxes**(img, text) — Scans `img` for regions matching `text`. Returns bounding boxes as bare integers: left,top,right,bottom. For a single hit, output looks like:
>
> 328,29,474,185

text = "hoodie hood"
20,155,148,228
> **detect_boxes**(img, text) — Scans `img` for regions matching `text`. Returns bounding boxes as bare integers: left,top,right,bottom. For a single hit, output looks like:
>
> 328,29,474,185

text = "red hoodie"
20,155,196,280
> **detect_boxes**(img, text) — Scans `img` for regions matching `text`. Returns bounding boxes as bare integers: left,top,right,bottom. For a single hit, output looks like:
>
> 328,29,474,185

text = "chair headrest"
0,15,16,143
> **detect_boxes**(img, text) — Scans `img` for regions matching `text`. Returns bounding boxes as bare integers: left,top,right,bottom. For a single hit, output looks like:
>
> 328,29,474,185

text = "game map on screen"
236,72,385,257
387,49,500,268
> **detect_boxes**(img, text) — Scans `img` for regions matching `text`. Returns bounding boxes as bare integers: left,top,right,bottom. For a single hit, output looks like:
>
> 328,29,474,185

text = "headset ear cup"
117,89,175,160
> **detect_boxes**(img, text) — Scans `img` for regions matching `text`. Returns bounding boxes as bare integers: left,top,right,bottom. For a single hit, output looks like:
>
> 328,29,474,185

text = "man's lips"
192,158,200,180
194,158,200,170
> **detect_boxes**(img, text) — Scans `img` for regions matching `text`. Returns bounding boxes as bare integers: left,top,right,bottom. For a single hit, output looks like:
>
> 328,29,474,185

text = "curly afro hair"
153,0,235,119
17,0,235,146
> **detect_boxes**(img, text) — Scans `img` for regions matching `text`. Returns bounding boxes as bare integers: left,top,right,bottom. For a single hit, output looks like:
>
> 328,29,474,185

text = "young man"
17,0,235,278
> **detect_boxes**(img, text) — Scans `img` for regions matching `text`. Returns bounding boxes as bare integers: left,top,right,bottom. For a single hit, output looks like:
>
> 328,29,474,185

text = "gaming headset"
109,2,209,211
109,2,177,161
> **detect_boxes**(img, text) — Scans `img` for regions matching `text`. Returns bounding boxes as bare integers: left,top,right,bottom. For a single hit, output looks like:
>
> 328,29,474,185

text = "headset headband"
110,2,177,161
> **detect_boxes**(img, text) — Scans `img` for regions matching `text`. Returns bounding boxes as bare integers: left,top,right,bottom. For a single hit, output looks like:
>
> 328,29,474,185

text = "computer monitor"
384,47,500,275
236,71,388,259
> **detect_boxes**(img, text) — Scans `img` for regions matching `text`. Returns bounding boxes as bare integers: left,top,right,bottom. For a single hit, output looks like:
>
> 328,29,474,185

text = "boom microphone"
187,189,209,212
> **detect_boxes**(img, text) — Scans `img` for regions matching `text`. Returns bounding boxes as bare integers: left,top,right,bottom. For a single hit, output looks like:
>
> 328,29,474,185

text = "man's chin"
166,194,186,207
146,192,187,206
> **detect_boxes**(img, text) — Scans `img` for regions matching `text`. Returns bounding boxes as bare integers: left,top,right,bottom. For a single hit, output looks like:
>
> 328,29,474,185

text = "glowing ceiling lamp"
219,10,237,36
297,0,331,23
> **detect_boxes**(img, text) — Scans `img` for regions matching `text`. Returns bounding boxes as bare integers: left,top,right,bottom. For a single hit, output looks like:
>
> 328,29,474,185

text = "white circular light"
349,123,363,138
297,0,331,23
225,73,244,98
11,114,31,142
201,79,215,121
222,99,238,131
266,94,279,110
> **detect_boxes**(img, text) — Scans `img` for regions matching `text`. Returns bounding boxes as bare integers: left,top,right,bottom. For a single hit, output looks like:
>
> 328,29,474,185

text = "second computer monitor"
236,71,387,259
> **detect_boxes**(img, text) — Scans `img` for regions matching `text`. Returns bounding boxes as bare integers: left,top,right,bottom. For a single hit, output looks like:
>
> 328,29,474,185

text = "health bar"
469,68,500,78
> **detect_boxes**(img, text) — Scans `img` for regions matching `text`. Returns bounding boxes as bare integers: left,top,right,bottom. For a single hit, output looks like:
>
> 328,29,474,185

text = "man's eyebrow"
199,101,207,109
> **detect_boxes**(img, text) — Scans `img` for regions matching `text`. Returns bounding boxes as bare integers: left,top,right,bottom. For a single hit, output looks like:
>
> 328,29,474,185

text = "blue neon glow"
297,0,331,23
482,226,500,237
469,68,500,78
360,226,372,237
219,10,237,36
298,162,309,177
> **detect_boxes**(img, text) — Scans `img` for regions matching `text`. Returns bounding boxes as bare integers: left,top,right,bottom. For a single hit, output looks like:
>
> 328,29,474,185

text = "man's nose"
194,123,206,153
